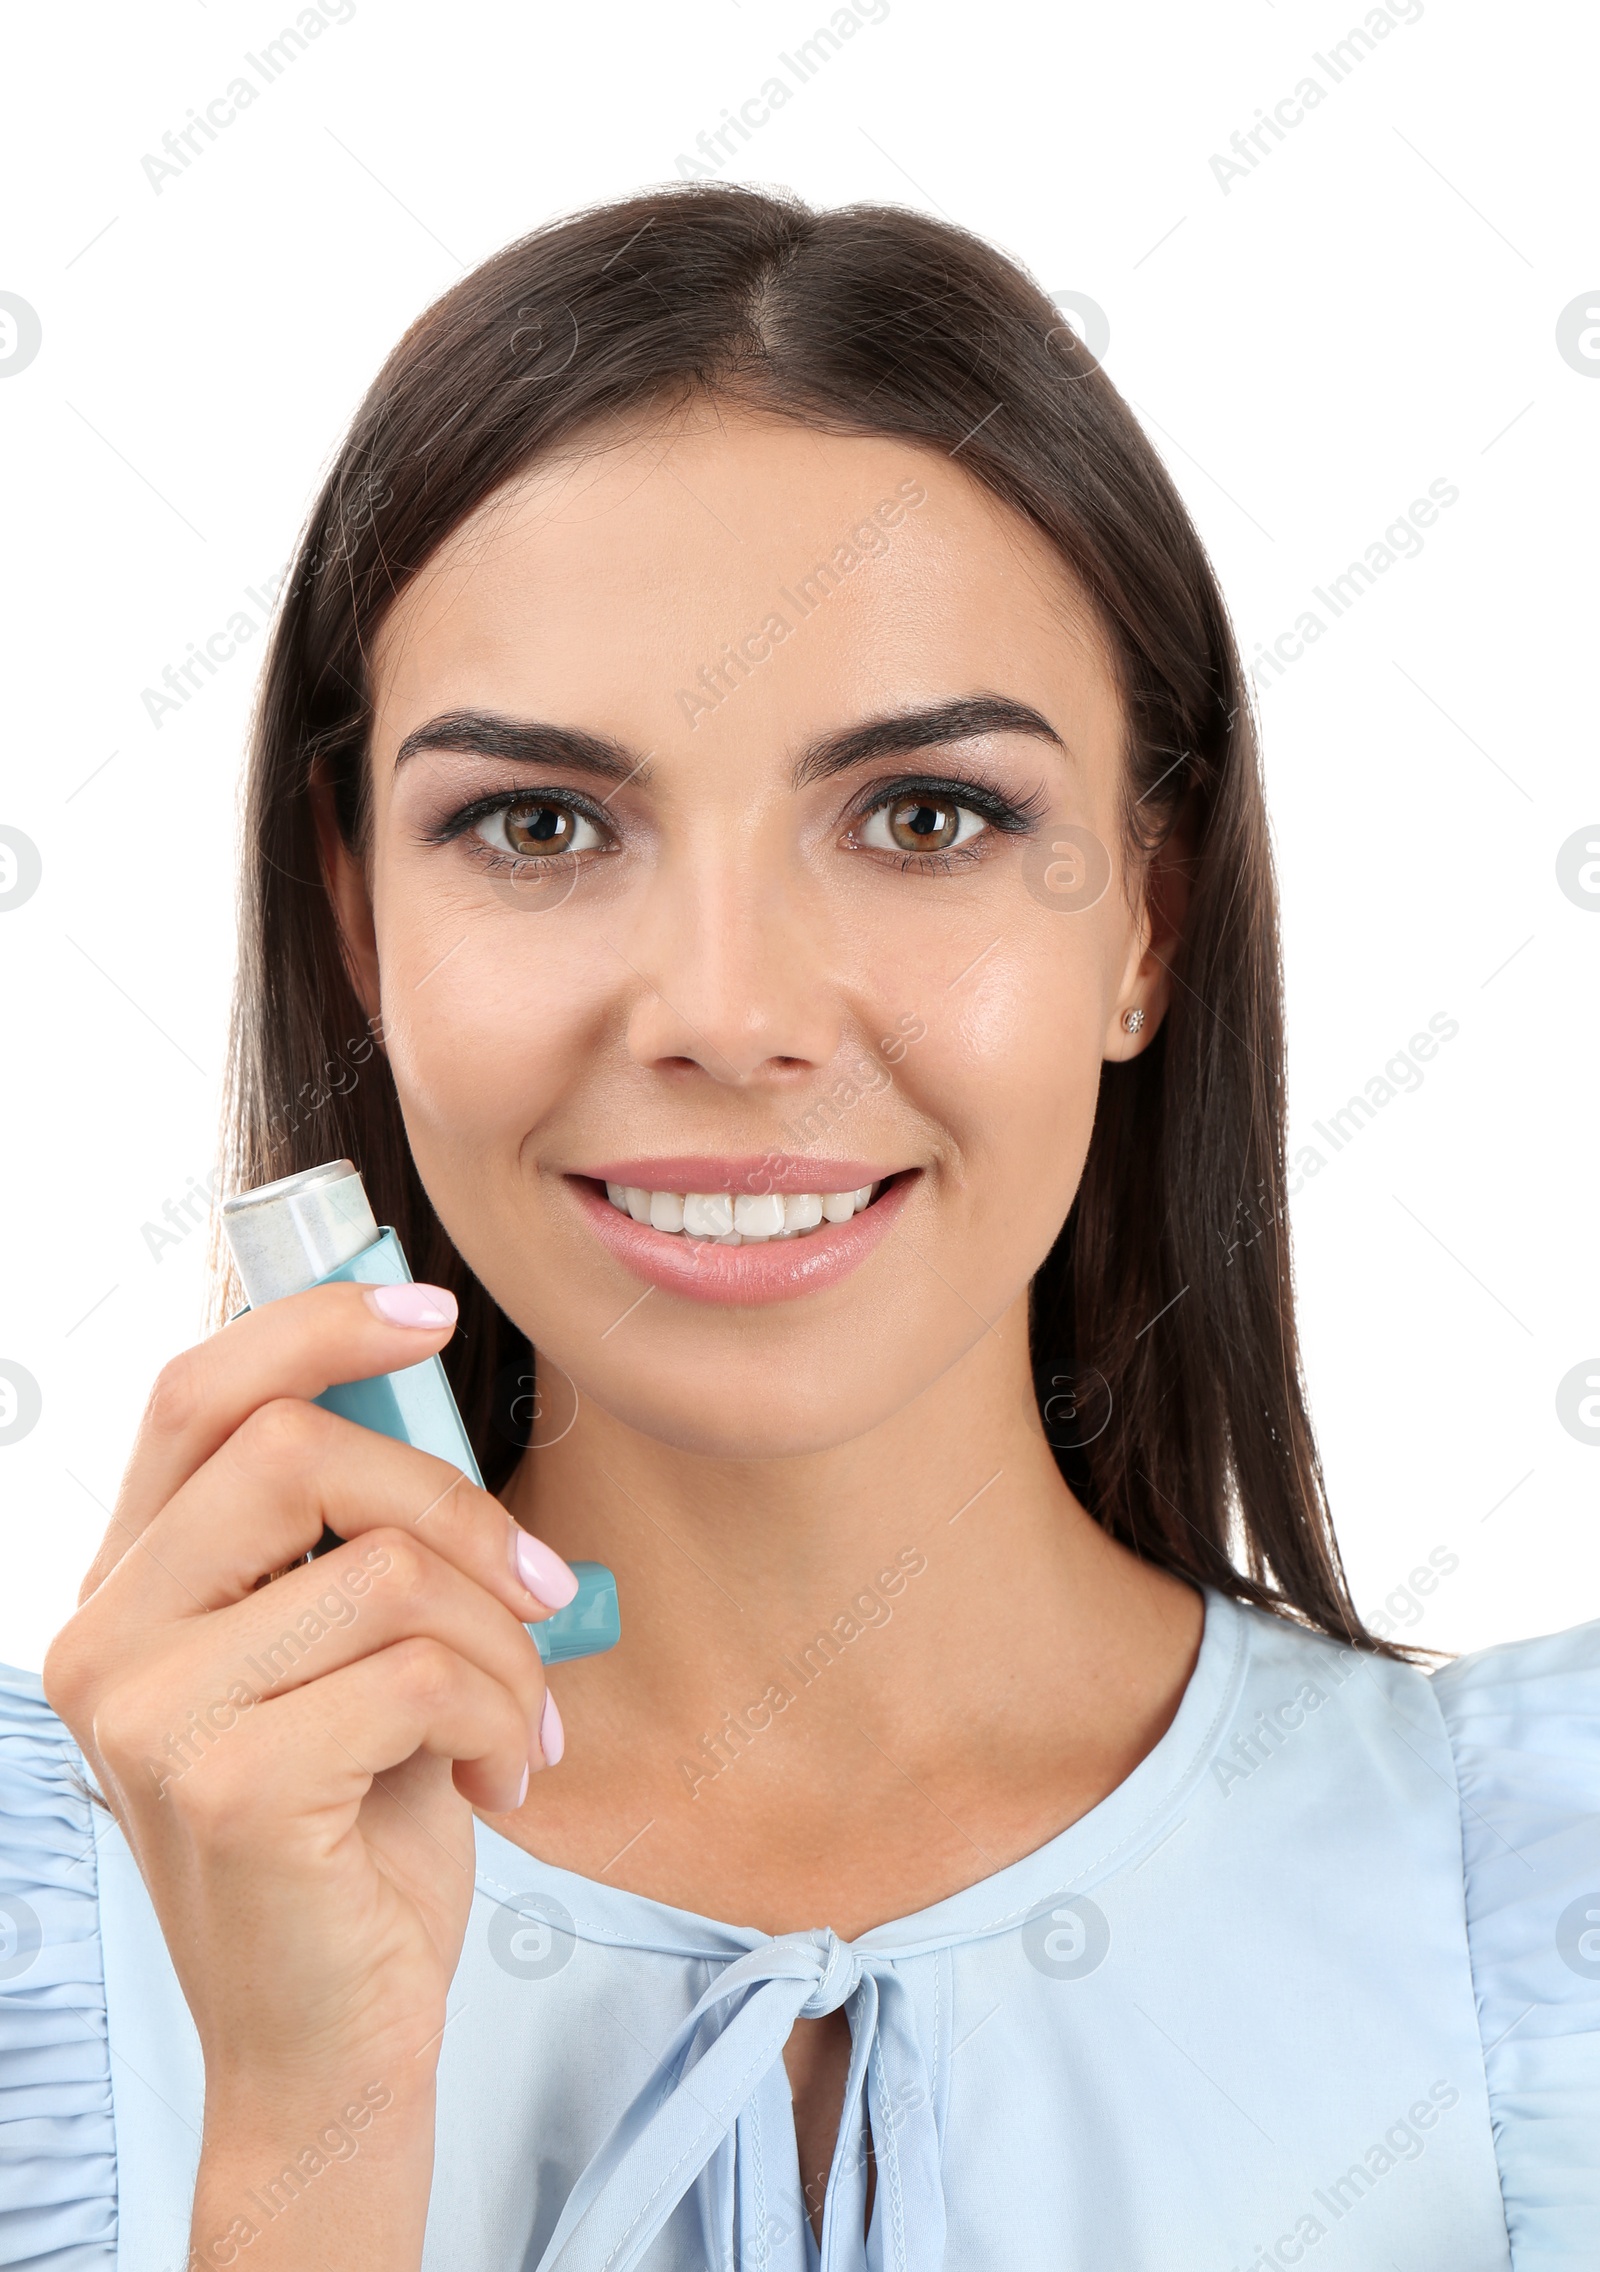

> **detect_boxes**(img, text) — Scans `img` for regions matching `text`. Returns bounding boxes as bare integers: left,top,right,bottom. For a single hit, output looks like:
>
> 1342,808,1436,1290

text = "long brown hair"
215,180,1398,1656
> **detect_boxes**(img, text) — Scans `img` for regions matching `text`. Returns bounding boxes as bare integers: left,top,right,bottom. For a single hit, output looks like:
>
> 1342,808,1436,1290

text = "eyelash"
848,774,1047,872
424,772,1047,874
424,789,611,869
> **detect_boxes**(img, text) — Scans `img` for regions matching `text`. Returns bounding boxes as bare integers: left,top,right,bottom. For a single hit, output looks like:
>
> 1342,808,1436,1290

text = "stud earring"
1121,1007,1145,1034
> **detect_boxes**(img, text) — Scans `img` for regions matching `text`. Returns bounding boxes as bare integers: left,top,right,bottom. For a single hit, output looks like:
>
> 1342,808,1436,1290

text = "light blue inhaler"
220,1158,619,1667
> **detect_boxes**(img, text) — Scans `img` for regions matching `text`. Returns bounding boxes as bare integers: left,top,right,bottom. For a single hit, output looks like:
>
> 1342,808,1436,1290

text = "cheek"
375,894,610,1153
908,930,1109,1210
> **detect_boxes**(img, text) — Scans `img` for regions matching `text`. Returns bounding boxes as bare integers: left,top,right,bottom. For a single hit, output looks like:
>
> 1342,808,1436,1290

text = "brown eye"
506,802,575,856
474,800,601,859
861,794,984,856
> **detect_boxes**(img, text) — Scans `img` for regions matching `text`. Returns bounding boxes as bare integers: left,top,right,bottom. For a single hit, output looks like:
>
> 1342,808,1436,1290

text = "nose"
618,846,843,1085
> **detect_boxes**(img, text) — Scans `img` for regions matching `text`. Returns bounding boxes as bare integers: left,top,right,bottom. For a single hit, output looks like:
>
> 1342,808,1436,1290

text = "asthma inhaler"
220,1159,620,1667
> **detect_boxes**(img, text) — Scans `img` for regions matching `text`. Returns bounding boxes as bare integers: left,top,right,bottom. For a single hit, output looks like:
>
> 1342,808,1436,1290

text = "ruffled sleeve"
0,1662,116,2267
1434,1616,1600,2267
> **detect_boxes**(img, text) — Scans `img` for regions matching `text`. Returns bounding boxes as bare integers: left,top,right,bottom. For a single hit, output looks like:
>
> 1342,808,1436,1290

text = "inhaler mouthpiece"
221,1159,379,1305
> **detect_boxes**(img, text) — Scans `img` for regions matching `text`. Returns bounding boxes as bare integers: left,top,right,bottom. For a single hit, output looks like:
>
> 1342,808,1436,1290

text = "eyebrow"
391,692,1067,791
789,693,1067,788
393,710,648,787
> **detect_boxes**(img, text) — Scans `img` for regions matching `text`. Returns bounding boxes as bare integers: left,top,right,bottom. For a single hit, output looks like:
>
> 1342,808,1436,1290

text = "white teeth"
649,1190,685,1233
683,1192,734,1237
733,1193,785,1239
603,1180,884,1241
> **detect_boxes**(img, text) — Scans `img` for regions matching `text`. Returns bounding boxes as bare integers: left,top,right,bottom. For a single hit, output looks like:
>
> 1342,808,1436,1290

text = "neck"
492,1297,1204,1936
504,1296,1189,1764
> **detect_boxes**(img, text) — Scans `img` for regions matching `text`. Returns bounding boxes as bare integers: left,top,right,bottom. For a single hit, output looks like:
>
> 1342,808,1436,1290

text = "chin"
550,1342,939,1463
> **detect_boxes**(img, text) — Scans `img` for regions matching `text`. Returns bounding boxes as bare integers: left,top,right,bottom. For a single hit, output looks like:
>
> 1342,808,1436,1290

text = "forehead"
368,406,1119,760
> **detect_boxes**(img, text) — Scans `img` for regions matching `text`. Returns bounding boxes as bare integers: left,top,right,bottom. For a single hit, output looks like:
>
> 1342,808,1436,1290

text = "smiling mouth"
569,1162,913,1304
598,1179,885,1244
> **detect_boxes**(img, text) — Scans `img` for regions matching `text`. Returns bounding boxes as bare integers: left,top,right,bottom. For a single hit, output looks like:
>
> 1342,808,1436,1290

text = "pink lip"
569,1170,915,1307
579,1155,891,1196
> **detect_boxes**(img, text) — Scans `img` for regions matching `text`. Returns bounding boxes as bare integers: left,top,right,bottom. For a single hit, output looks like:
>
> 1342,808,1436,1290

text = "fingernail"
515,1759,530,1807
539,1688,564,1768
511,1526,579,1609
364,1282,458,1329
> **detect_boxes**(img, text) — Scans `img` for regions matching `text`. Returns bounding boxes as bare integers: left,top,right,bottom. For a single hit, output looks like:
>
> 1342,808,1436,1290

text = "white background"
1,0,1596,1673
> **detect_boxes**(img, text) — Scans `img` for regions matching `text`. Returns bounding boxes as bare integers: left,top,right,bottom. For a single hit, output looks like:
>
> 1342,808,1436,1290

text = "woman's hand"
42,1283,568,2269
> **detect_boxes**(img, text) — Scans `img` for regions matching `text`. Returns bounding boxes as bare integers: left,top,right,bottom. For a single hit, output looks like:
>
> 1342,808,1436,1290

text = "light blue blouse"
2,1586,1598,2270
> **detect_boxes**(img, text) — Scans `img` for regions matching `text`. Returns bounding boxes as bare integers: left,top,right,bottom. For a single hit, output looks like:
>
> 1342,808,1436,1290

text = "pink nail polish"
364,1282,458,1329
539,1688,564,1767
516,1760,530,1807
512,1527,580,1609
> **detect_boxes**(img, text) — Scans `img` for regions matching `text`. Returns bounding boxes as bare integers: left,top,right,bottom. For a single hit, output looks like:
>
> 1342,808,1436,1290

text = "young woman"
2,184,1594,2272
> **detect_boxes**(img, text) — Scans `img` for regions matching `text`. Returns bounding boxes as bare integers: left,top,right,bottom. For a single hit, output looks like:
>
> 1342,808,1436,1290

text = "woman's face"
338,406,1169,1458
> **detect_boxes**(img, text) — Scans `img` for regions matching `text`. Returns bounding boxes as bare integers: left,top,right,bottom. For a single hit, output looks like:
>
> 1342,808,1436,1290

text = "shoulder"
1431,1616,1600,2259
1430,1609,1600,1936
0,1660,117,2265
1432,1609,1600,1770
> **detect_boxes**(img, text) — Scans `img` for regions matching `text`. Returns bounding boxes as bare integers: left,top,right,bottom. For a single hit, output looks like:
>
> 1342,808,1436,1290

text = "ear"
1103,795,1197,1062
310,770,383,1035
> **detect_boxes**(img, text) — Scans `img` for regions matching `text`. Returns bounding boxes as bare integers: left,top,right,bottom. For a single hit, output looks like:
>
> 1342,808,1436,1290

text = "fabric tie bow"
534,1927,946,2272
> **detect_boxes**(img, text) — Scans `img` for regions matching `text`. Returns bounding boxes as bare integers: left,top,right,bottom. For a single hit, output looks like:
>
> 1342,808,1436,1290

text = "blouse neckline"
472,1580,1250,1961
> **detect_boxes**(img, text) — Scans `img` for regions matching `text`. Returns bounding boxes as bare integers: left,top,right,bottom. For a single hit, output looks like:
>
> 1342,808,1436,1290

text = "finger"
81,1396,572,1632
263,1637,538,1817
109,1637,537,1826
80,1280,460,1597
121,1528,550,1783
